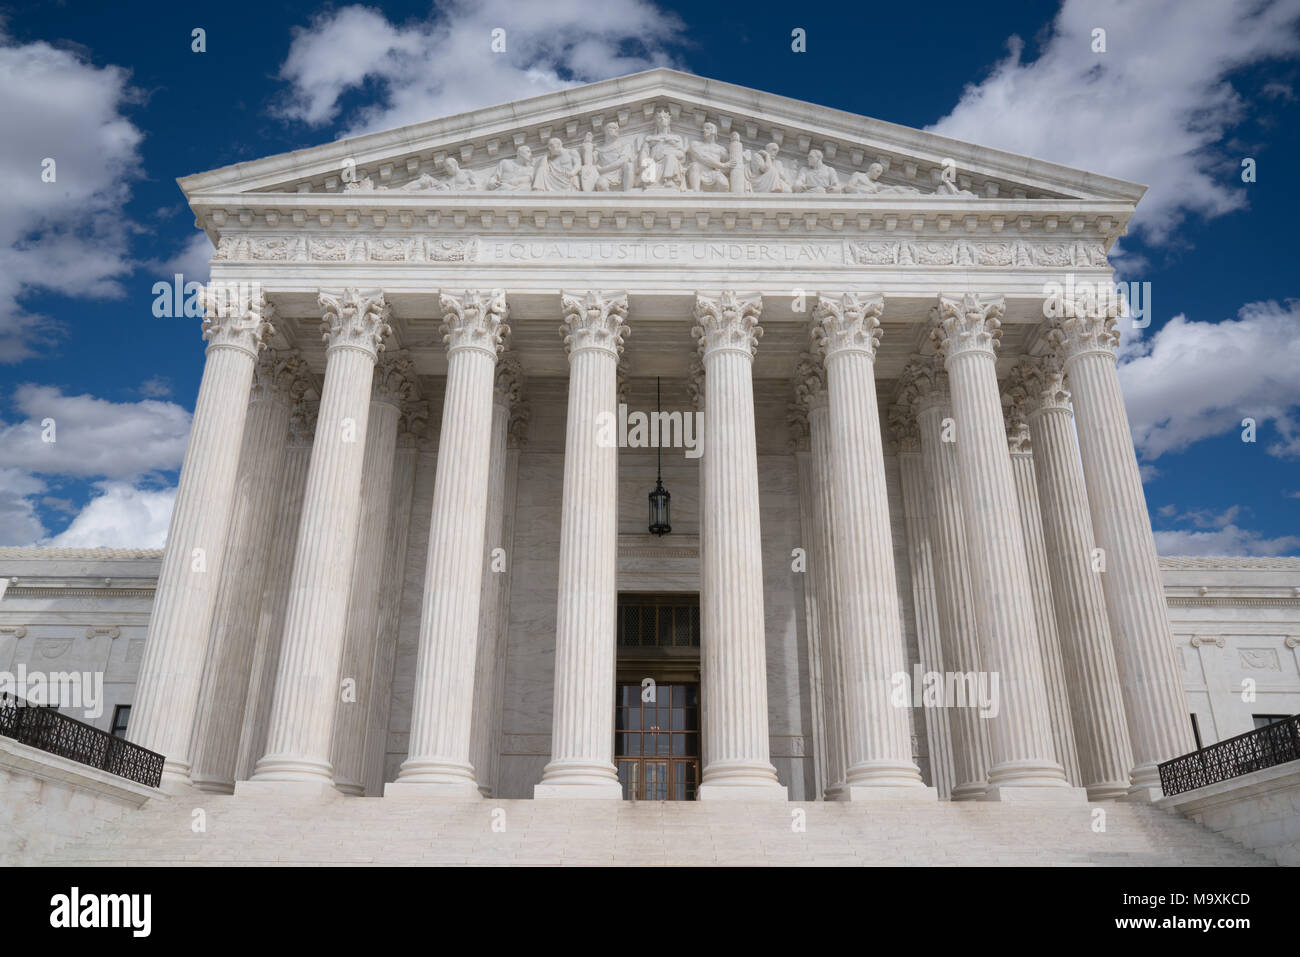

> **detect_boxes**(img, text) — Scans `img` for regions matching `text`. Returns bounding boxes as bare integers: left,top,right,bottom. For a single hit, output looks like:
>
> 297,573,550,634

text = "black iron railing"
1158,713,1300,797
0,692,164,788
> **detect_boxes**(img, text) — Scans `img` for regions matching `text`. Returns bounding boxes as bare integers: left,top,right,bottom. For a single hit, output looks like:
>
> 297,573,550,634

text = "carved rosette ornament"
692,291,763,358
930,293,1006,362
372,348,420,408
250,349,311,407
559,290,630,359
1009,354,1072,416
439,289,510,357
319,288,392,359
200,284,274,358
811,292,885,361
1047,291,1122,363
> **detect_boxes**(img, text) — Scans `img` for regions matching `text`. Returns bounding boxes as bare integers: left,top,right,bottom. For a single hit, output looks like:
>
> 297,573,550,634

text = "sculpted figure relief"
486,145,534,190
640,109,688,189
747,142,792,193
794,149,841,193
592,122,639,191
842,162,921,195
532,136,582,191
402,156,480,191
687,122,736,192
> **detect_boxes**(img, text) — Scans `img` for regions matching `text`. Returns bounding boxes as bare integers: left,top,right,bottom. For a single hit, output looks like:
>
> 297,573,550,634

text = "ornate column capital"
319,288,391,359
1008,354,1072,417
687,355,706,411
251,349,311,407
1002,391,1033,454
495,352,530,447
397,399,431,450
930,294,1005,362
559,290,629,359
900,355,951,414
372,348,420,408
287,398,319,448
811,292,885,361
693,291,763,359
201,283,274,358
787,352,827,450
887,381,922,454
439,289,510,357
1047,291,1122,363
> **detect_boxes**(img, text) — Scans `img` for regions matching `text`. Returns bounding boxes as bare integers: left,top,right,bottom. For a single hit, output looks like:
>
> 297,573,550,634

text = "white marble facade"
4,71,1297,804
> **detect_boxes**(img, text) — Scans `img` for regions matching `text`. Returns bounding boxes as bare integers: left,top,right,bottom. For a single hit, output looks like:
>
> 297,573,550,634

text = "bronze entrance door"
614,682,700,800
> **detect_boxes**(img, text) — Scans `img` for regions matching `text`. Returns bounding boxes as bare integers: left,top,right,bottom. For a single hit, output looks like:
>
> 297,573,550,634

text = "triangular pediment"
178,69,1144,206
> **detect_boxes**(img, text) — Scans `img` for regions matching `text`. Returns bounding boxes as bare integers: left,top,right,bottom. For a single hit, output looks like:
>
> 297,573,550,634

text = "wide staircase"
40,790,1273,866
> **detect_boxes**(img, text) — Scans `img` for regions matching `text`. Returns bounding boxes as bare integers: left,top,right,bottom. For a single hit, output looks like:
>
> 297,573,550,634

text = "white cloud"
43,481,175,549
0,467,47,544
0,31,145,361
138,376,173,399
0,384,191,480
1153,525,1300,557
274,0,686,136
1117,299,1300,460
927,0,1300,244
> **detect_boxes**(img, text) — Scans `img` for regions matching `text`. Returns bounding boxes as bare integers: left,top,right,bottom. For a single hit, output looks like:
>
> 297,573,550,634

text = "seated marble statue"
486,145,534,191
640,109,687,189
794,149,841,193
687,122,734,191
593,122,639,191
532,137,582,191
934,166,978,197
343,175,387,192
401,156,480,191
747,143,792,193
843,162,921,195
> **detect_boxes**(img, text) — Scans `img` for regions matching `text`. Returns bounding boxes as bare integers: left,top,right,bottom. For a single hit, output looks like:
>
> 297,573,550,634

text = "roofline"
177,68,1146,204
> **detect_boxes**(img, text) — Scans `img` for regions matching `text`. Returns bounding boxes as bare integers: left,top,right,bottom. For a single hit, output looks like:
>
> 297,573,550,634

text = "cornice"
0,548,164,560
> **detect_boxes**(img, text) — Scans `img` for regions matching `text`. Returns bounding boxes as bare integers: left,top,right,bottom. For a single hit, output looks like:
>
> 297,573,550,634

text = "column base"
534,782,624,800
1085,781,1134,802
333,778,365,797
982,785,1088,805
836,785,938,803
950,781,988,802
158,759,195,793
844,760,928,790
987,759,1071,790
384,780,482,799
188,774,235,795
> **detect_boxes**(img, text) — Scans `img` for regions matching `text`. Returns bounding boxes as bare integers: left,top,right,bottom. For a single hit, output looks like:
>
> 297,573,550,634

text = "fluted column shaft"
331,355,411,795
914,389,990,800
190,351,304,792
127,289,272,785
392,290,507,796
896,448,956,799
235,411,313,782
814,293,926,795
934,295,1070,795
693,291,784,799
1007,446,1084,787
248,289,390,790
470,379,513,796
1051,307,1195,794
1018,358,1133,799
536,292,626,798
808,400,848,795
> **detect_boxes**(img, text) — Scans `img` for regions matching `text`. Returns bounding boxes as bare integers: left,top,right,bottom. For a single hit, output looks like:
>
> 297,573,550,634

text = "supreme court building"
78,69,1280,810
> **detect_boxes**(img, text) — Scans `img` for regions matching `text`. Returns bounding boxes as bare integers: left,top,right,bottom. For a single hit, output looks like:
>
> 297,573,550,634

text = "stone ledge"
1157,762,1300,867
0,737,161,807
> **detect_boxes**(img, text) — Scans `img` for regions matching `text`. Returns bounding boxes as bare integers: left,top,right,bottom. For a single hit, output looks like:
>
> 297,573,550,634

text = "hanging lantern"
648,376,672,536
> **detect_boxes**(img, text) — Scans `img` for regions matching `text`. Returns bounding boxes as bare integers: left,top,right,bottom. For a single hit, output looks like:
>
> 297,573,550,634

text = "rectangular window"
1252,714,1289,731
110,704,131,738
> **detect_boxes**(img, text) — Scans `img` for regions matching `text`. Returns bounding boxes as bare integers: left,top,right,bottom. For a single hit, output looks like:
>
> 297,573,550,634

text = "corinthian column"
244,289,391,793
931,293,1076,800
127,284,273,787
904,356,991,800
331,349,418,795
390,290,508,797
235,400,314,782
1002,394,1083,788
693,291,785,800
472,355,524,797
792,356,848,797
535,291,628,799
887,390,955,800
1048,295,1195,798
813,293,930,799
190,349,309,793
1010,354,1133,799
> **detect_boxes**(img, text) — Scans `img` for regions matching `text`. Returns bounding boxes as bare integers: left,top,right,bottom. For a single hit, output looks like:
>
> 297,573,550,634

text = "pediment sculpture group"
344,109,976,197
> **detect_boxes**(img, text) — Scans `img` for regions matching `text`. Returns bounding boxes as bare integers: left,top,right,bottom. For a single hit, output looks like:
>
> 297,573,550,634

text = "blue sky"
1,0,1298,554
